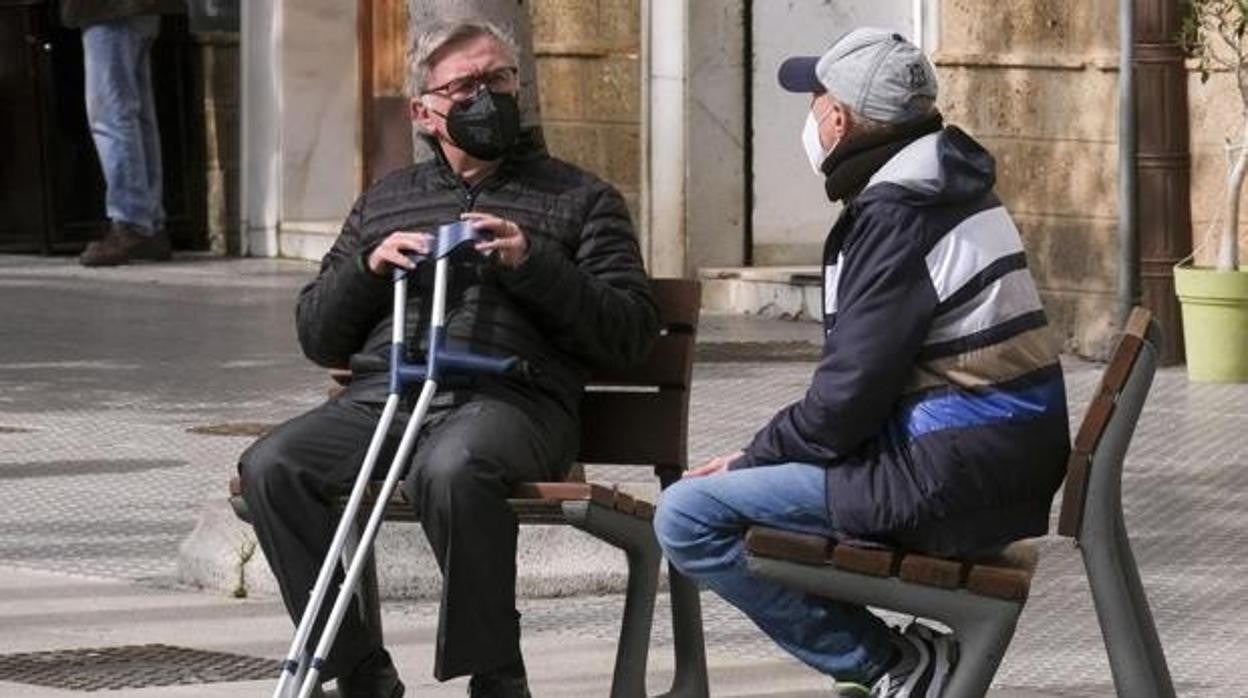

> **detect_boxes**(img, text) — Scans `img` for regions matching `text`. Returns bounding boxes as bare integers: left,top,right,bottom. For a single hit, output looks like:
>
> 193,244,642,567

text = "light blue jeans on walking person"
83,15,164,234
654,462,895,684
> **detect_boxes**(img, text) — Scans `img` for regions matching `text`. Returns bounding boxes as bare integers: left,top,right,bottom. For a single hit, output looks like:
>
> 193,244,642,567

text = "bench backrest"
1057,306,1158,539
577,279,700,484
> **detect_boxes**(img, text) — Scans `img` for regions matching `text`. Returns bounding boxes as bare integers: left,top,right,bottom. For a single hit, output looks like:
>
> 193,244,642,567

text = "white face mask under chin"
801,111,834,175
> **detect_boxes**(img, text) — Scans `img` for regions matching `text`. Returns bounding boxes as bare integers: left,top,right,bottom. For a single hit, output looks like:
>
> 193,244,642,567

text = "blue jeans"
654,463,894,683
83,16,164,233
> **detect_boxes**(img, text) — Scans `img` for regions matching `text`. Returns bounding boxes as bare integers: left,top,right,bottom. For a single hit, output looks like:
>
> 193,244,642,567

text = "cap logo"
907,62,927,89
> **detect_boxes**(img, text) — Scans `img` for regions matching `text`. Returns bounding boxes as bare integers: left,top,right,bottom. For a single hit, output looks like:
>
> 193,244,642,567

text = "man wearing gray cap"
655,28,1069,697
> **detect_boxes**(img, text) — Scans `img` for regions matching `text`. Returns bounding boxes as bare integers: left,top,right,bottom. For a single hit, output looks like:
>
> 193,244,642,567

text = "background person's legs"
401,393,574,682
82,16,161,231
80,15,169,266
654,463,895,684
134,17,164,232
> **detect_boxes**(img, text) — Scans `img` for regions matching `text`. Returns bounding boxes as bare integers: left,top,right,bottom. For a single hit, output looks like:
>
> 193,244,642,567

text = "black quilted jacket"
295,131,659,416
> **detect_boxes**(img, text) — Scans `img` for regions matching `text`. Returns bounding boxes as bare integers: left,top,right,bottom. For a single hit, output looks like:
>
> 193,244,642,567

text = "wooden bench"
745,307,1175,697
229,278,710,698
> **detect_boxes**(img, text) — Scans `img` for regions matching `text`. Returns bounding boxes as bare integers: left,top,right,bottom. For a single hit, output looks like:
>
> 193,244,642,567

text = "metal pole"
1118,0,1139,327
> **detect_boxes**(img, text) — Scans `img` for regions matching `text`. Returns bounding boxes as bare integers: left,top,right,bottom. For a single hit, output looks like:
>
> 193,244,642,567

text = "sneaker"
468,658,530,698
910,624,956,696
79,221,171,267
832,623,956,697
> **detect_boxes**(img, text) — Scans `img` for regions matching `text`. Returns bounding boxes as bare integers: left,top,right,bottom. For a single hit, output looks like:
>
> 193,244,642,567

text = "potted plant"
1176,0,1248,382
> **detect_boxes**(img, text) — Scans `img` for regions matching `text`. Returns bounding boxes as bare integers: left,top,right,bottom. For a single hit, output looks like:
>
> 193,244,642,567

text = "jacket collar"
821,112,944,202
421,127,548,184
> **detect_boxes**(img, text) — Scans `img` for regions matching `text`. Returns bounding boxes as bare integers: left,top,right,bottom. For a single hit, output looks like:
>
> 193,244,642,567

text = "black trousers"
239,385,576,681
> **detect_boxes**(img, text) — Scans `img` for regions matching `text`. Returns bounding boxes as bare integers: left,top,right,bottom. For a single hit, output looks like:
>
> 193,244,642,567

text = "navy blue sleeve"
739,207,939,467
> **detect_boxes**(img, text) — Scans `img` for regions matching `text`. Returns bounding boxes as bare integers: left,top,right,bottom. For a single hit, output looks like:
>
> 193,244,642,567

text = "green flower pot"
1174,263,1248,382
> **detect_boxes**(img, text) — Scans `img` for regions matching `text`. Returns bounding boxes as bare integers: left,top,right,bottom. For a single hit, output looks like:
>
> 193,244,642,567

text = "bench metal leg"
1077,343,1175,698
748,556,1023,697
1081,516,1176,698
656,562,710,698
564,501,662,698
939,609,1020,698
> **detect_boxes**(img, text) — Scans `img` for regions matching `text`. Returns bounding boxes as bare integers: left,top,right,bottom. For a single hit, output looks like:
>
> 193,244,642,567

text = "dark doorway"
0,1,206,254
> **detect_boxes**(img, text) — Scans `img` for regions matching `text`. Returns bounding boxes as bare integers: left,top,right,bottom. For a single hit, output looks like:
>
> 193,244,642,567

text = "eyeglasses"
422,66,519,101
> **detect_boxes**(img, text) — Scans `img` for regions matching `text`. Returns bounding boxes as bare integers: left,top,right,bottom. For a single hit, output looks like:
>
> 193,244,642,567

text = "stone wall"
935,0,1122,357
936,0,1247,358
528,0,641,216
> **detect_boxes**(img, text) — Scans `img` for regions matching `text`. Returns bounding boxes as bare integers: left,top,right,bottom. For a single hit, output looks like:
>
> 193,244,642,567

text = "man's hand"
461,212,529,268
367,231,434,276
684,450,744,478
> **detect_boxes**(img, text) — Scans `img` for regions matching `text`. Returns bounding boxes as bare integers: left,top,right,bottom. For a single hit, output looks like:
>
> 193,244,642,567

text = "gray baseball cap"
778,27,937,124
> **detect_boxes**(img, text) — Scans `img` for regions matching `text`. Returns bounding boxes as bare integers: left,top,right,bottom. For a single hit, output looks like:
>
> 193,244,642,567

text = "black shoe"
337,648,405,698
468,658,530,698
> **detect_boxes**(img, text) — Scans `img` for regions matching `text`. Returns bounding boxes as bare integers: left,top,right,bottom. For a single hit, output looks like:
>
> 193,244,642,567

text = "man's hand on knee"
685,450,744,478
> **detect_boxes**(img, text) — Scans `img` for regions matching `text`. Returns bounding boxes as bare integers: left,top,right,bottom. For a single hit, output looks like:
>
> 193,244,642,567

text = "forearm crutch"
273,222,519,698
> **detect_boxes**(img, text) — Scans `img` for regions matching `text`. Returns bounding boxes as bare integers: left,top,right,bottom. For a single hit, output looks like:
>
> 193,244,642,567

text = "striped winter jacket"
739,126,1071,556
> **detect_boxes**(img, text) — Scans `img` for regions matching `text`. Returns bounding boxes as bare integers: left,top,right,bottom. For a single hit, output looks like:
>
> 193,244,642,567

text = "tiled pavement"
0,255,1245,696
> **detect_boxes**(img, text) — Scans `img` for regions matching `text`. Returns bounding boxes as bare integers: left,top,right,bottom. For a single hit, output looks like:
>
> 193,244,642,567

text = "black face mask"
443,88,520,161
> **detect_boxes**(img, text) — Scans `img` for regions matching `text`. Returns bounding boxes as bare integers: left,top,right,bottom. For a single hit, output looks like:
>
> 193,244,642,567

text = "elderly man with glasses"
238,20,658,698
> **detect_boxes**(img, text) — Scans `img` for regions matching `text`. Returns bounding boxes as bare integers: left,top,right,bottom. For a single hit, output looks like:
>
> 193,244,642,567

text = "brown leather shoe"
79,222,172,267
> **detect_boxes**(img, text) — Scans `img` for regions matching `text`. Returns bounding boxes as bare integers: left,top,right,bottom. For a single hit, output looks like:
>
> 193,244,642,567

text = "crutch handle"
391,350,524,386
389,222,493,283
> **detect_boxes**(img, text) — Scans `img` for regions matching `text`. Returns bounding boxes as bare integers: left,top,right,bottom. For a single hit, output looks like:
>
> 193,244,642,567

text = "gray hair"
406,20,519,97
830,94,936,140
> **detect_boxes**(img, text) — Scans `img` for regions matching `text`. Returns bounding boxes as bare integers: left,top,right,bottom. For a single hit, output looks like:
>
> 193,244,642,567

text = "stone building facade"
221,0,1247,358
530,0,642,215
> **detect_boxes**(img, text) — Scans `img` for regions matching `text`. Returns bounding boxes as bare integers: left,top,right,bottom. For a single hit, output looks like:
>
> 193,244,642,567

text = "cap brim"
777,56,823,93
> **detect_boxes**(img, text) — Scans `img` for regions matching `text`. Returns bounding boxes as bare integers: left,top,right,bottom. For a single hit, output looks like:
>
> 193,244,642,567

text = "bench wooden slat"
1058,307,1152,538
746,525,1036,601
230,475,658,525
1072,395,1115,453
1057,451,1092,538
612,489,638,515
745,527,833,565
964,542,1039,600
899,554,967,590
634,499,655,521
831,544,899,578
511,482,617,507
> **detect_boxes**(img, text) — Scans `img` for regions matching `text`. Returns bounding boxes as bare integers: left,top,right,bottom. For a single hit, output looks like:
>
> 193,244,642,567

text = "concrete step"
699,265,823,321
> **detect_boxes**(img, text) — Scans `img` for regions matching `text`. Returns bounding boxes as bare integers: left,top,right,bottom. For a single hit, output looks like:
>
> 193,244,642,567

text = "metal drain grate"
0,643,280,692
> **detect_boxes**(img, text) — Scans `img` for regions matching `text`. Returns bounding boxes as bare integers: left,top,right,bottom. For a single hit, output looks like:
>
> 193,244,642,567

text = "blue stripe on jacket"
891,365,1066,441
